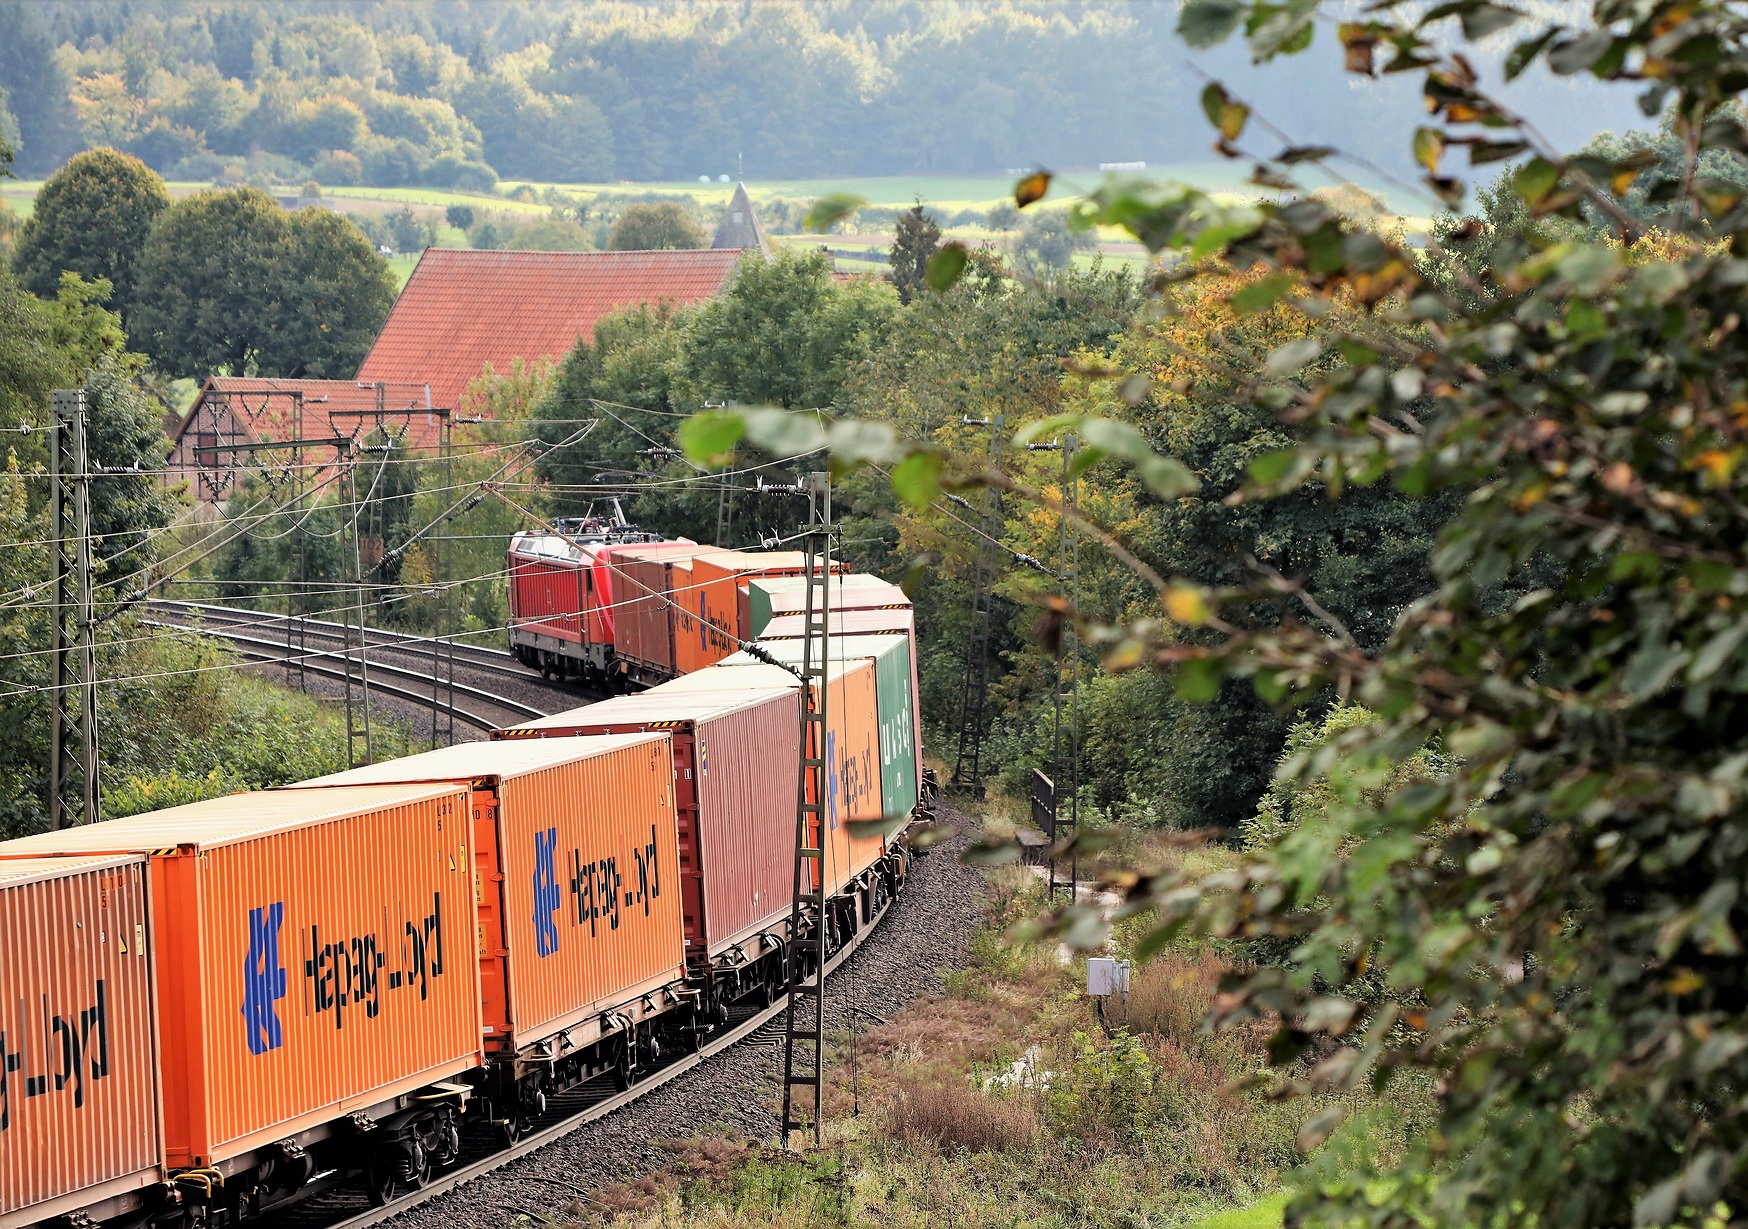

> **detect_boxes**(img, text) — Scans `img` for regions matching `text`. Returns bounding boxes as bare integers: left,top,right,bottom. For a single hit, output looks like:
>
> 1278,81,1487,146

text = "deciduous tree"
132,187,392,378
12,148,169,322
606,201,705,251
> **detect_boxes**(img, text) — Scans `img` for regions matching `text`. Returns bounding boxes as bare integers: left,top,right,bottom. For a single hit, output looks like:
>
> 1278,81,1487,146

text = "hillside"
1,0,1647,189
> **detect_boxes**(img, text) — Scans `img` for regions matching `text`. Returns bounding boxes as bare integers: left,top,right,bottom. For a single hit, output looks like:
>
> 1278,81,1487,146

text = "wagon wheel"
365,1141,429,1207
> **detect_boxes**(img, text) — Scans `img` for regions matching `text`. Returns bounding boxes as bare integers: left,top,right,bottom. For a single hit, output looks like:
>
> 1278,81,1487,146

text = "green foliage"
0,1,81,174
444,203,474,231
0,90,15,177
1243,704,1453,854
680,249,900,410
502,217,592,252
101,650,418,824
279,93,366,164
382,205,435,253
131,187,394,378
12,147,169,321
451,72,613,182
1044,1030,1158,1149
606,201,705,252
961,3,1748,1227
887,200,942,305
0,264,182,836
1013,208,1096,276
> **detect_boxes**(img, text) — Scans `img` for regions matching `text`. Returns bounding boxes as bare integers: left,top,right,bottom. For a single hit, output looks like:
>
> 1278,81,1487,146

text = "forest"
0,0,1642,186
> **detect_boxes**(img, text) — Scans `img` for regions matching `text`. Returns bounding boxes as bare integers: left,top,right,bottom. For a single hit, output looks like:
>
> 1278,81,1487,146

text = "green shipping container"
721,633,919,819
742,574,907,639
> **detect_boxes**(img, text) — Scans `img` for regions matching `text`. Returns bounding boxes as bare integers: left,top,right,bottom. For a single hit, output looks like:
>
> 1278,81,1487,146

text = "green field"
503,165,1409,213
1183,1193,1289,1229
3,164,1416,228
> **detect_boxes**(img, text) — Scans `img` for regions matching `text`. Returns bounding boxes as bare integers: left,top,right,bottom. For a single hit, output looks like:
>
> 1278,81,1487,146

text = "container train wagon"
506,535,896,695
1,543,930,1229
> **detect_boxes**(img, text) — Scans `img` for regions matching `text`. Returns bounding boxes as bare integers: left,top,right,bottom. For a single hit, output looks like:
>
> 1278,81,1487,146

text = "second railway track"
143,600,602,732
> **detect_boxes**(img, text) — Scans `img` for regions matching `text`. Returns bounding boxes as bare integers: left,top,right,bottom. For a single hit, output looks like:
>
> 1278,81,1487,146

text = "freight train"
505,526,917,701
0,542,928,1229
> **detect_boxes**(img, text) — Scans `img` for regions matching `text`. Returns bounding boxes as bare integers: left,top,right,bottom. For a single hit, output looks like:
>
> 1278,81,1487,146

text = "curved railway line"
251,897,899,1229
142,600,597,731
57,601,973,1229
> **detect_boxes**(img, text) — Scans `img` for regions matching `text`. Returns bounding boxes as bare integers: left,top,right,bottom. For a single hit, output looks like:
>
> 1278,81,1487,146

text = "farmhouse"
352,246,746,408
166,376,445,514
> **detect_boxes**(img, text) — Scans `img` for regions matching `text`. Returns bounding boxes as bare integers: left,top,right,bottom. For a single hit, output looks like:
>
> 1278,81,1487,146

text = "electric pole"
49,390,100,828
952,413,1004,794
780,471,833,1149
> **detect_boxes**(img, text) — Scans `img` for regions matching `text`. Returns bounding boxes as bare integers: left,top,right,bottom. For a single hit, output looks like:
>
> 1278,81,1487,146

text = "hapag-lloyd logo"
240,895,449,1056
827,729,878,829
531,824,665,958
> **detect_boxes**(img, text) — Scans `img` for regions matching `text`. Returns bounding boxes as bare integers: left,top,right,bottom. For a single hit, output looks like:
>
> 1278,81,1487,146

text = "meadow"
2,163,1414,225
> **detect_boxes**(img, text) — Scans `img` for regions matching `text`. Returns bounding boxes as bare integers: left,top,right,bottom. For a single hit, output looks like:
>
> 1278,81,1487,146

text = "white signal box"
1087,957,1131,998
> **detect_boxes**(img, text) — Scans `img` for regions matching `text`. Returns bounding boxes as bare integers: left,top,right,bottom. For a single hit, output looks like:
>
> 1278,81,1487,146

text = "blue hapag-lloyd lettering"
827,730,878,829
0,979,111,1133
826,730,840,830
233,893,448,1052
533,827,562,956
241,902,287,1054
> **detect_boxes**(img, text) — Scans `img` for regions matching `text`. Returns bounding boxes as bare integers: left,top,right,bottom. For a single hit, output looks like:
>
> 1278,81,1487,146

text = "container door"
668,733,710,971
471,785,514,1052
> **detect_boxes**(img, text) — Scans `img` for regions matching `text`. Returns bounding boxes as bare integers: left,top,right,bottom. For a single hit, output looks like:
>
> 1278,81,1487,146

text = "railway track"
142,600,597,732
249,898,895,1229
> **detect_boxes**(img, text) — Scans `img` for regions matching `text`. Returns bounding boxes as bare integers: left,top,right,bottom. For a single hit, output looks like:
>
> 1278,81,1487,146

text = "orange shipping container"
759,607,924,785
290,736,685,1055
498,688,802,958
610,544,719,679
0,857,162,1229
686,551,833,669
0,785,482,1169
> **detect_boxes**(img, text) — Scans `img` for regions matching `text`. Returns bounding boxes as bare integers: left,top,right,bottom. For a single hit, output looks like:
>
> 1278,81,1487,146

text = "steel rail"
139,619,544,730
145,600,518,672
328,896,893,1229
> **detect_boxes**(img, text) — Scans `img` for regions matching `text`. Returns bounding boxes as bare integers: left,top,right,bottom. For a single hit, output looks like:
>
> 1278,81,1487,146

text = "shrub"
1107,945,1227,1049
884,1076,1038,1153
422,153,496,192
355,134,420,186
168,150,226,180
504,217,592,251
312,149,363,186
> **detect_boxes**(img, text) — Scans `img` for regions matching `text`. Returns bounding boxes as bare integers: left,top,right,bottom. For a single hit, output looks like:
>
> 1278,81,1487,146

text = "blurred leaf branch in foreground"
687,2,1748,1224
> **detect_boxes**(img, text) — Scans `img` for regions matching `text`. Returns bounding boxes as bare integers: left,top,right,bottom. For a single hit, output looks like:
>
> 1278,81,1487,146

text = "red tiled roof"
355,248,747,407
